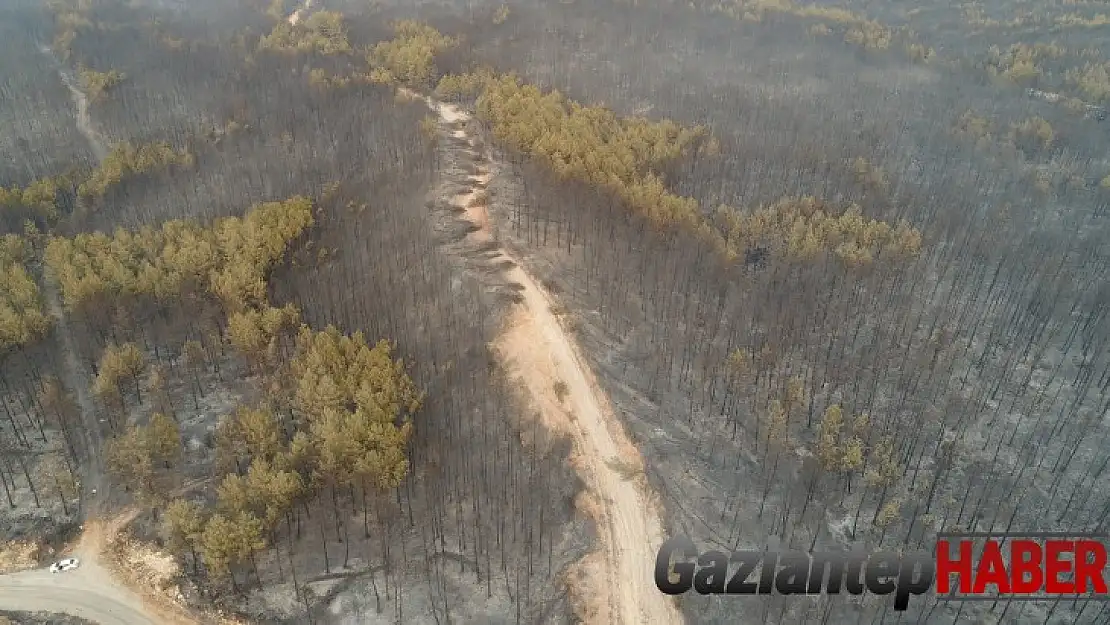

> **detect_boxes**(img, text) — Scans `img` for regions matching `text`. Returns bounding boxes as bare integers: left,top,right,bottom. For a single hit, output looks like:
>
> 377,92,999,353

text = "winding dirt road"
41,44,109,161
424,93,683,625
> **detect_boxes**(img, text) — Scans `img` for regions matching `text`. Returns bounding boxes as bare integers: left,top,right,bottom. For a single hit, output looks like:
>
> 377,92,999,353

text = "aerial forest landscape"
0,0,1108,624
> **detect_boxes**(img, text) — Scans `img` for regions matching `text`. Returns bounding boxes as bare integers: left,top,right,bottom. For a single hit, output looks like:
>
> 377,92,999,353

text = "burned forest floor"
4,1,1110,625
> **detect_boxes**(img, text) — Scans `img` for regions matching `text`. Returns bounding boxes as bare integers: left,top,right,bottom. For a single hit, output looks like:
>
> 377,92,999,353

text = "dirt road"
38,40,112,522
0,515,196,625
425,93,683,625
42,278,110,519
40,44,109,161
0,561,152,625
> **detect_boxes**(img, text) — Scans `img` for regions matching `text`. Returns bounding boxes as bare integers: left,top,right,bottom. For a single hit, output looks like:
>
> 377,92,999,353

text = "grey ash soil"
1,611,96,625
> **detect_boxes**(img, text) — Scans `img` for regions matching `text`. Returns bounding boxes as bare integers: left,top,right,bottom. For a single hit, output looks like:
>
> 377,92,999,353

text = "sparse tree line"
432,66,922,268
695,2,1110,94
77,141,194,202
1,141,194,235
954,110,1057,157
46,0,91,62
39,0,241,157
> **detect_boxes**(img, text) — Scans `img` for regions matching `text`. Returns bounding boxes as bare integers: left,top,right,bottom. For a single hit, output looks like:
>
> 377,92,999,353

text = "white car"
49,557,80,573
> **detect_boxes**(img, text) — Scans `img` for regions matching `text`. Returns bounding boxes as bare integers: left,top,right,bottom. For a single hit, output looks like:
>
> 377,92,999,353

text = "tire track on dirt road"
418,89,683,625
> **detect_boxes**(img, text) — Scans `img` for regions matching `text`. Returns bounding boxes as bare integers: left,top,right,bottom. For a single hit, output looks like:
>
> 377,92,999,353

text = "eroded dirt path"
40,44,109,160
420,92,683,625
